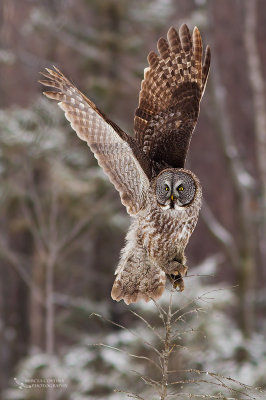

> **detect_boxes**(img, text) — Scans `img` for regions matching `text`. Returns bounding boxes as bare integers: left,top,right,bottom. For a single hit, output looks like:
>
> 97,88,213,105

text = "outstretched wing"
39,67,151,215
134,24,211,174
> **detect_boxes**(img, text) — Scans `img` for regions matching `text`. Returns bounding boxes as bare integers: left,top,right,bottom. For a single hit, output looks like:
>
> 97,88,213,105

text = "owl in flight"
40,24,210,305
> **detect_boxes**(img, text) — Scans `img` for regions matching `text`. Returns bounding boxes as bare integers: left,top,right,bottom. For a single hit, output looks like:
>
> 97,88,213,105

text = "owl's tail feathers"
111,263,166,305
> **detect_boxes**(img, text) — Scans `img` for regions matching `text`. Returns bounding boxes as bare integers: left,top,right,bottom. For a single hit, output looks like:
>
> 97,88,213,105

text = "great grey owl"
40,24,211,304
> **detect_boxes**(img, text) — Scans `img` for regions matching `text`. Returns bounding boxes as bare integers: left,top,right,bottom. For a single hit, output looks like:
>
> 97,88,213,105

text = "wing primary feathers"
147,51,159,70
167,26,182,53
202,45,211,91
179,23,192,53
134,24,211,172
157,37,170,59
39,67,151,215
180,24,193,74
40,68,130,140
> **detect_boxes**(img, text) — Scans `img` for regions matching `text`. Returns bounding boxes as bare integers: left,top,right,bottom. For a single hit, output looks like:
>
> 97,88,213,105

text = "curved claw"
169,273,185,291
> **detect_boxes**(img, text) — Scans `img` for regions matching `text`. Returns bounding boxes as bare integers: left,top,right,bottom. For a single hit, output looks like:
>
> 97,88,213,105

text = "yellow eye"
178,185,184,191
165,185,169,191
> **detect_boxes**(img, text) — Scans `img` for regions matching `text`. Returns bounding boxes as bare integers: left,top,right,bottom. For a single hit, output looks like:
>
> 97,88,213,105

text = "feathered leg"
111,222,166,305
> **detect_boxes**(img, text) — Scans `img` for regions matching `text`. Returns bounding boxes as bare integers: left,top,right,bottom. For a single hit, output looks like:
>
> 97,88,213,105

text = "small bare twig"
114,389,145,400
89,313,162,358
91,343,161,372
130,309,163,342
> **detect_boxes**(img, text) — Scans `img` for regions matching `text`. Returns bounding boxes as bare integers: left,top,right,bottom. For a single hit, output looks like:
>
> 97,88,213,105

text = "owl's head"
155,169,198,210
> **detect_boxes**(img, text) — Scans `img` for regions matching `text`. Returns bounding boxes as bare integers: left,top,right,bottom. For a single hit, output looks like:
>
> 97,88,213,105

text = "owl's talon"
167,259,188,291
177,279,185,292
164,260,188,277
169,273,185,291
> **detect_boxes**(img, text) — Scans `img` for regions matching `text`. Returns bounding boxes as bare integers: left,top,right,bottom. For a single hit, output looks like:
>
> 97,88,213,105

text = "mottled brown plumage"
39,24,210,304
134,25,210,174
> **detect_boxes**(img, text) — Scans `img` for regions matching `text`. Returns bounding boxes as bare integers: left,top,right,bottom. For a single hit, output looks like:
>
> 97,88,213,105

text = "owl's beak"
170,194,175,209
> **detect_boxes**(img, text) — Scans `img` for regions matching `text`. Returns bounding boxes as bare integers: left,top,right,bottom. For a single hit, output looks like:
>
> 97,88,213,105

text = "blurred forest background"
0,0,266,399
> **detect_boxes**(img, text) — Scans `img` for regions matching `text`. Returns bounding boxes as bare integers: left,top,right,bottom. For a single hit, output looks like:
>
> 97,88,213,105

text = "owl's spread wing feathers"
39,68,150,215
134,24,211,173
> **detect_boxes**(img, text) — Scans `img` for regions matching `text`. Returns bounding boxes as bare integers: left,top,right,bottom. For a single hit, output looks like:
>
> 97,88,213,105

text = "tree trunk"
244,0,266,279
29,249,45,351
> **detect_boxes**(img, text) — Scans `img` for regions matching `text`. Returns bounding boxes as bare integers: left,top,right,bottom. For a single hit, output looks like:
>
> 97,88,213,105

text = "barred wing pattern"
40,68,150,215
134,24,211,173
